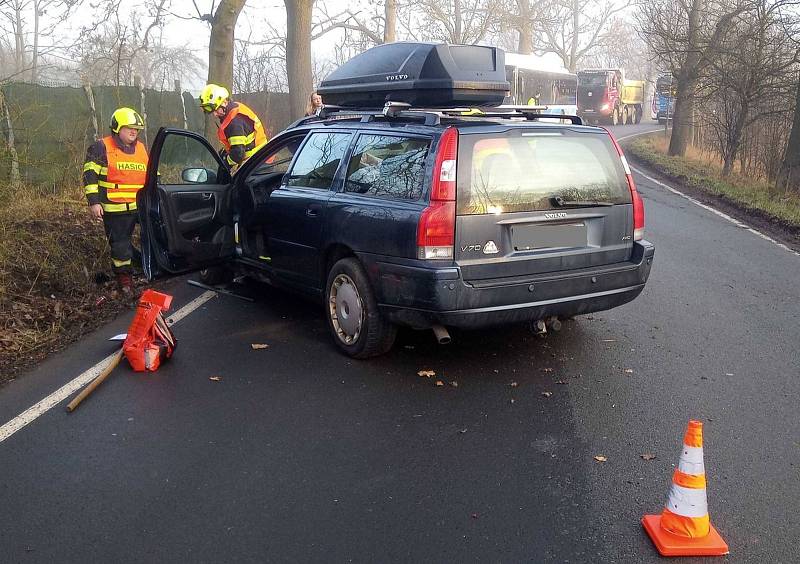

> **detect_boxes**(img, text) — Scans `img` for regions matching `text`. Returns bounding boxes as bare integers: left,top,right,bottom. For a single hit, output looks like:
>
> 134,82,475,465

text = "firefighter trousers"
103,212,139,274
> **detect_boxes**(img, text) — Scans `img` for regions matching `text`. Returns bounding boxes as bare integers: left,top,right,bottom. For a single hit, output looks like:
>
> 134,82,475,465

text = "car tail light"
418,127,458,259
605,129,645,241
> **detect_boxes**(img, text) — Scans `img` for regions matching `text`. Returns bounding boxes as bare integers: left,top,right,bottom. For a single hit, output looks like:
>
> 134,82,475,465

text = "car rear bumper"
364,240,655,329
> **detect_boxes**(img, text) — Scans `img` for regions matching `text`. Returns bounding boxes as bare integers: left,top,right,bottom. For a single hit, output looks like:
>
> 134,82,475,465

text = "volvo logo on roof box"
544,212,568,219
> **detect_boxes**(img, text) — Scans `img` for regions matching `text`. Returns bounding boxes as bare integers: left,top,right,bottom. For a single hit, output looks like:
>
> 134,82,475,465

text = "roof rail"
296,102,583,126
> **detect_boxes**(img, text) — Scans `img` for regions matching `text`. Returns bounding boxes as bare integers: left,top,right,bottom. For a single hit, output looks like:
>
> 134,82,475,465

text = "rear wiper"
551,196,614,207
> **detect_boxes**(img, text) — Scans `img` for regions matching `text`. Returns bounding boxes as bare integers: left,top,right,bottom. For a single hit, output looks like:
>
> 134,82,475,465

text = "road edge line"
0,290,217,443
632,166,799,257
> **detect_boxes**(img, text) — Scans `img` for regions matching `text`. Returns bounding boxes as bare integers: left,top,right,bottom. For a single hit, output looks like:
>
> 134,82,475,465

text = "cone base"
642,514,729,556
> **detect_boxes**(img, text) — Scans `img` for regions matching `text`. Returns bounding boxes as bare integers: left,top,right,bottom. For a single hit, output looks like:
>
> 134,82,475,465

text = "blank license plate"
512,222,587,250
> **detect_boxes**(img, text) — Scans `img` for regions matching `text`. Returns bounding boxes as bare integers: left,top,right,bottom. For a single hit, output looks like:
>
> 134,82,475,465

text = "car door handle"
201,193,214,200
306,203,322,217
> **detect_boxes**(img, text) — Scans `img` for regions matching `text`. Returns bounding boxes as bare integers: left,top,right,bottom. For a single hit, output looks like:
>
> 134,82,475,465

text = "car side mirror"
181,167,217,184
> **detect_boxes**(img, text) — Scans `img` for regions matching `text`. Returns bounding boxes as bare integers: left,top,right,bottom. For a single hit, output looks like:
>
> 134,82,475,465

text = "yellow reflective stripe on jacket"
227,133,255,146
84,183,99,195
101,202,137,212
107,191,139,201
84,161,103,174
98,180,144,190
243,140,268,159
112,258,132,267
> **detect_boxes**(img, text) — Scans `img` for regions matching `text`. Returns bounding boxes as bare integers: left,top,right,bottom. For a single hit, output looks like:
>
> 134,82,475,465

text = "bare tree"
536,0,627,72
411,0,501,44
0,0,83,82
638,0,751,157
705,0,800,176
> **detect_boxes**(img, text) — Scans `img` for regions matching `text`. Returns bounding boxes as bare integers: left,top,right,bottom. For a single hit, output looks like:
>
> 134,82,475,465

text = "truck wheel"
635,107,643,124
622,106,630,125
611,107,619,126
325,258,397,358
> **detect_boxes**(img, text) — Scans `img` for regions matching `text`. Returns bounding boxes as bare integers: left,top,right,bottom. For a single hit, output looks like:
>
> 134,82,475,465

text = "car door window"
249,137,304,177
157,134,224,186
344,134,430,200
287,132,351,189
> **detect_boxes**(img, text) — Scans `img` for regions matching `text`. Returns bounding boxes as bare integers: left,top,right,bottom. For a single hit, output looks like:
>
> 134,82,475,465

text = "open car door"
138,128,234,280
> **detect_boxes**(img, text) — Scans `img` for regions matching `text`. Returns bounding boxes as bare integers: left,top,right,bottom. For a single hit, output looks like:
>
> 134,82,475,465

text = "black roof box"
317,42,510,108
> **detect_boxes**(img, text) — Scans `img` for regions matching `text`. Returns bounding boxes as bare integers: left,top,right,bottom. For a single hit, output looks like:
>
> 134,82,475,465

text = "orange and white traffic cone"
642,420,729,556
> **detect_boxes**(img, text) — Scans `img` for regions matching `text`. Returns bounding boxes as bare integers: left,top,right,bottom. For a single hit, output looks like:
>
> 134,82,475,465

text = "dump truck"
576,69,645,125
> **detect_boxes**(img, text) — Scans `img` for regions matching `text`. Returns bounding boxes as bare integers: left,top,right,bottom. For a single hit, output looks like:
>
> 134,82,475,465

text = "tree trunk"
516,0,533,54
668,0,702,157
722,104,748,178
32,0,40,83
13,1,25,77
454,0,463,43
206,0,247,139
285,0,314,121
777,76,800,193
384,0,396,43
568,0,579,73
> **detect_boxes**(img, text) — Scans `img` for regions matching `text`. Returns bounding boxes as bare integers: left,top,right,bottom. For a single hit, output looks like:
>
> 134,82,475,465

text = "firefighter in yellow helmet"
83,107,148,292
199,84,268,167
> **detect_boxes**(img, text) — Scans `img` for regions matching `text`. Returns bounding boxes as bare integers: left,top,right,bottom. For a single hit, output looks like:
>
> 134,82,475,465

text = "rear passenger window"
344,134,430,200
288,132,351,189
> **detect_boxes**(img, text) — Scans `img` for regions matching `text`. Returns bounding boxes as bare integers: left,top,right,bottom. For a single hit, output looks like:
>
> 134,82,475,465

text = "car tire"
325,258,397,358
199,265,232,285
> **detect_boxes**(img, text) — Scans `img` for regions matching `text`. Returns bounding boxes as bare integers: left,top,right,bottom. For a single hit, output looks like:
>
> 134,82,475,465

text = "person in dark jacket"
199,83,268,167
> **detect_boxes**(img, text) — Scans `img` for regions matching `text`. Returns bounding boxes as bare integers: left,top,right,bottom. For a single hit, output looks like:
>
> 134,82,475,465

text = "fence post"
178,83,189,130
135,75,148,146
83,83,99,142
0,88,22,190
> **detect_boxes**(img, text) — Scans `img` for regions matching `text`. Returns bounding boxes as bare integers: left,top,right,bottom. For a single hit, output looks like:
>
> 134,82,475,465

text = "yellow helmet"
199,84,230,112
110,107,145,133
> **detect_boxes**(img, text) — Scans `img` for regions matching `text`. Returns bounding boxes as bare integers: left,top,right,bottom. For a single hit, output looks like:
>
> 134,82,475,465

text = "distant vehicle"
504,52,577,116
577,69,645,125
139,43,653,358
654,75,675,124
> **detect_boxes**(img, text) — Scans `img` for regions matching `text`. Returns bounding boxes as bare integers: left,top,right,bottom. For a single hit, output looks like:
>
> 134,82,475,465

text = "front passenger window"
287,132,351,189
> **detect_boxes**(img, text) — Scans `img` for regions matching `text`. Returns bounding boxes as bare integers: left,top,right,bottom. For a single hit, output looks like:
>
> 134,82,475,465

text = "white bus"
504,52,578,116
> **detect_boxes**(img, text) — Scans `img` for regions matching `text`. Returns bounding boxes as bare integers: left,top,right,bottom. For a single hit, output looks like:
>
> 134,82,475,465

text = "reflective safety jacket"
84,136,149,213
217,102,268,166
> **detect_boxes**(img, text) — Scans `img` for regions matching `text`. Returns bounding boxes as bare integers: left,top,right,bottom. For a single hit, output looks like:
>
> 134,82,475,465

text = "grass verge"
0,184,138,382
626,133,800,228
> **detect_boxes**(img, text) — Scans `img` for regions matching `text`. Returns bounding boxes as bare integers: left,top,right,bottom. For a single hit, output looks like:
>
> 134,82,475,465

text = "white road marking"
632,166,799,257
0,290,217,444
615,128,665,142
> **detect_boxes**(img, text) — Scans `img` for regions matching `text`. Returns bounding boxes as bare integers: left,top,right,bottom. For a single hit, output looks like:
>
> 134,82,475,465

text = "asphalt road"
2,122,798,563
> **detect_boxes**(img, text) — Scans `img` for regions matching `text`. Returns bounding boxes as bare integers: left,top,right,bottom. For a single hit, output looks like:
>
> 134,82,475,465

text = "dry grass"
0,183,124,378
627,134,800,228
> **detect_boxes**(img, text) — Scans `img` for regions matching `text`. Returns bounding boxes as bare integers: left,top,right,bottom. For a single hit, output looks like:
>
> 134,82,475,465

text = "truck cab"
577,69,643,126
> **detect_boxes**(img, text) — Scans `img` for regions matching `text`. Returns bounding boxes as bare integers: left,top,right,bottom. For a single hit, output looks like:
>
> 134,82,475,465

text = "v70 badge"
460,241,500,254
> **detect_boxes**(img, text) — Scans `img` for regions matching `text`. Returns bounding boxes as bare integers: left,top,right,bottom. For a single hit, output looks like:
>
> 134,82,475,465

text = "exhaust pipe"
432,324,452,345
546,316,562,332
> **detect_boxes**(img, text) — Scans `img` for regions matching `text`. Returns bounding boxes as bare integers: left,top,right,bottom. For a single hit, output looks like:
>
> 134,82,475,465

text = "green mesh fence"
1,83,92,191
183,92,205,134
1,83,291,194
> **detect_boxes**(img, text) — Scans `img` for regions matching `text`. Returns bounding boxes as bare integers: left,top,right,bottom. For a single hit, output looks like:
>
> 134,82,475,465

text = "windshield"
457,131,630,215
579,74,607,88
656,77,673,94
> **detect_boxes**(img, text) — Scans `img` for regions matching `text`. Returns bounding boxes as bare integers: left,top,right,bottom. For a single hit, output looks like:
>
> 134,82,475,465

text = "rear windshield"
457,130,630,215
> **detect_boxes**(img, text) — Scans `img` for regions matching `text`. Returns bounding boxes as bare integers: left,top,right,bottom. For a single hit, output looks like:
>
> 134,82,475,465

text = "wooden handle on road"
66,348,124,413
